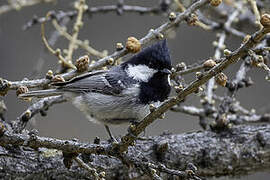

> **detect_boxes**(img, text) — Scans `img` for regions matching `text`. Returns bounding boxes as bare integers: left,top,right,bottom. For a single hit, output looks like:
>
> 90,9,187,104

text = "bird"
20,39,172,141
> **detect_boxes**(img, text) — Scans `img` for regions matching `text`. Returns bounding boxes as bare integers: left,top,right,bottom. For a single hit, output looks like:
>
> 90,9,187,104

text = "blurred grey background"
0,0,269,179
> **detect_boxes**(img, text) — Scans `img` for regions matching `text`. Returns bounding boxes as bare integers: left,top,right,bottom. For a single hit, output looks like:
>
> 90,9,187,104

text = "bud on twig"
187,14,198,26
223,49,232,56
210,0,222,7
176,62,186,71
99,171,106,178
107,58,114,65
0,78,11,96
260,14,270,28
150,168,157,175
203,59,216,69
75,55,89,72
149,104,156,112
169,12,176,21
16,86,29,96
159,113,165,119
242,35,251,44
46,70,54,79
156,33,164,40
129,124,136,133
126,37,141,53
0,122,5,136
174,85,184,93
196,72,203,79
24,110,32,120
215,72,227,87
116,43,124,51
52,75,65,83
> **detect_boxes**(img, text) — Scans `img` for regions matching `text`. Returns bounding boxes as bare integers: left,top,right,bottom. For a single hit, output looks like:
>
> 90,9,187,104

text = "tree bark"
1,124,270,179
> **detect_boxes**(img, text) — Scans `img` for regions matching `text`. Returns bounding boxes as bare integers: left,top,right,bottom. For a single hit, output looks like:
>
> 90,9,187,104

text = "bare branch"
52,19,107,58
65,0,87,62
13,96,67,133
1,124,270,178
41,14,77,69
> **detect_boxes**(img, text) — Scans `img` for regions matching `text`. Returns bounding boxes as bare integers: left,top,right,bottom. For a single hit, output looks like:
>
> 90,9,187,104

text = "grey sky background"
0,0,269,179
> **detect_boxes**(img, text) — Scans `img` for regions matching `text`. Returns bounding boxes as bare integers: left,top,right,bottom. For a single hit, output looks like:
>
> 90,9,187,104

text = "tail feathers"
19,89,63,98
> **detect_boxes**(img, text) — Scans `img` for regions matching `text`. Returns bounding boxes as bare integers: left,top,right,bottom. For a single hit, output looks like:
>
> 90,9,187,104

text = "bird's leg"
104,125,118,143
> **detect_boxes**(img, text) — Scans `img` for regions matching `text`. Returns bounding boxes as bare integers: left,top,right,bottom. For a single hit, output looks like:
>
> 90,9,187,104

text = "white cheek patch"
126,64,157,82
168,75,172,86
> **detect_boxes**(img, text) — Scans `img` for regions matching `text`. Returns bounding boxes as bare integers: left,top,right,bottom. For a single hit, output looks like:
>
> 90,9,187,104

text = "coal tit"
20,40,172,139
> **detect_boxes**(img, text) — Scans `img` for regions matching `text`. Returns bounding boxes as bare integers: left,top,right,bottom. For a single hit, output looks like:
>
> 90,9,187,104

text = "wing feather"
54,68,134,95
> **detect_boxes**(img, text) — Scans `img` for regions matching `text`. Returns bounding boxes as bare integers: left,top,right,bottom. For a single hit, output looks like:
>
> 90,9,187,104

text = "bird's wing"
54,68,132,95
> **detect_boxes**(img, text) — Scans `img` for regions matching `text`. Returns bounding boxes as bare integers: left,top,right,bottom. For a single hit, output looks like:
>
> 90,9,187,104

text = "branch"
171,105,270,124
86,3,161,15
1,124,270,178
22,2,164,30
1,0,210,93
13,96,67,133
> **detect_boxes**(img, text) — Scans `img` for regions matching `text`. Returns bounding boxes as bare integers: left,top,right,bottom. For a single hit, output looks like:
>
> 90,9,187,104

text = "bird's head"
122,39,172,82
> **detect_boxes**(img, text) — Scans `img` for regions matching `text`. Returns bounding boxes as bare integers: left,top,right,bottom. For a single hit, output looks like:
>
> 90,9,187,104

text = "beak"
160,68,172,74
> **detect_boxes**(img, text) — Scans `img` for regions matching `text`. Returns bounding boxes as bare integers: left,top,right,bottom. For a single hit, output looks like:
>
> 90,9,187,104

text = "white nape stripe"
126,64,157,82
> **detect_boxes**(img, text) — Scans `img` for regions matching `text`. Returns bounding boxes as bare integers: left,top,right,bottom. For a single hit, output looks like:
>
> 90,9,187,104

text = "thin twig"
74,157,102,180
13,96,67,133
52,20,107,58
174,0,211,30
65,0,87,62
41,15,76,69
171,105,270,124
248,0,263,29
23,3,162,30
